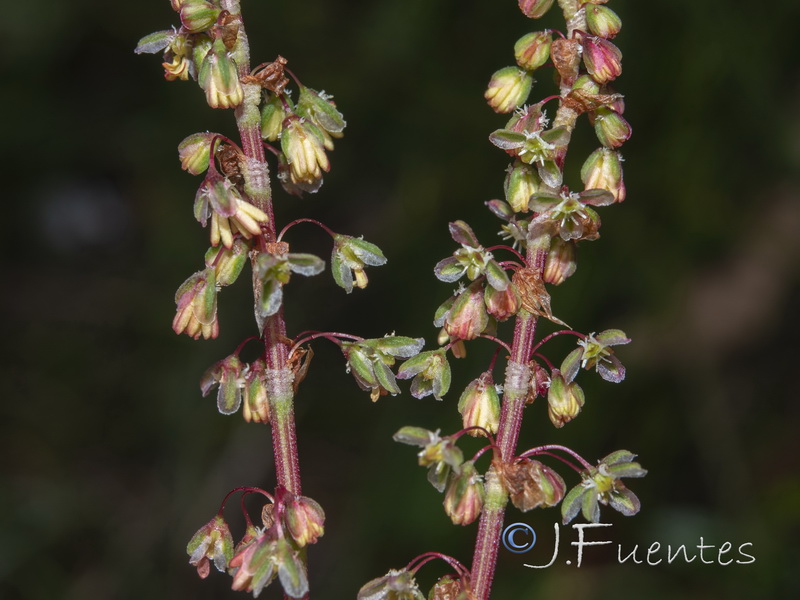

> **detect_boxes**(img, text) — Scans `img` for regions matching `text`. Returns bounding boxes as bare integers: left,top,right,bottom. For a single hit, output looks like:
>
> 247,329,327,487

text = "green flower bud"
194,174,268,248
199,354,244,415
296,86,346,139
242,358,270,423
205,239,248,286
593,107,632,148
198,39,243,109
178,132,220,175
180,0,221,34
542,237,576,286
186,514,234,579
443,461,485,525
514,31,552,71
172,269,218,339
485,67,533,114
517,0,556,19
457,371,500,436
504,160,539,213
260,94,288,142
586,5,622,39
547,370,585,427
581,147,625,202
572,74,602,95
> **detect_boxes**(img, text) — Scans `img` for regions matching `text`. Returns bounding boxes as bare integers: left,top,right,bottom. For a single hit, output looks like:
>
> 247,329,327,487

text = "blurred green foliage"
2,1,800,599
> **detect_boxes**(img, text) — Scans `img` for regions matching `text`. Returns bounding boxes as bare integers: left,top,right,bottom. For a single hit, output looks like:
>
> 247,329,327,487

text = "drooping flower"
561,450,647,524
186,514,234,579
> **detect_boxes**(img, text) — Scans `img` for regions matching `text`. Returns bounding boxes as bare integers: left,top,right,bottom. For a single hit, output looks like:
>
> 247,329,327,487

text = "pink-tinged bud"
458,372,501,436
514,31,552,71
542,237,577,286
547,370,585,427
443,461,485,526
572,74,601,96
445,282,488,341
198,40,243,109
484,282,520,322
180,1,221,34
280,117,331,187
583,36,622,84
504,160,539,213
581,147,625,202
485,67,533,114
228,534,279,596
499,459,566,511
186,515,234,578
586,5,622,39
284,494,326,547
517,0,556,19
173,269,218,339
593,107,631,148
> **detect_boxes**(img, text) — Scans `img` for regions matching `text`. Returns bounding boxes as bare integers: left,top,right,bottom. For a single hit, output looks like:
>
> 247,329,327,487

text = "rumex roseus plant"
136,1,426,597
359,1,646,599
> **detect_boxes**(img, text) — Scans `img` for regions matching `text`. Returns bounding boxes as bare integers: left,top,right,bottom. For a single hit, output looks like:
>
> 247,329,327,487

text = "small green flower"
561,450,647,524
397,349,452,401
343,336,424,401
331,234,387,293
434,221,510,291
393,426,464,492
358,569,425,600
560,329,631,383
187,514,234,579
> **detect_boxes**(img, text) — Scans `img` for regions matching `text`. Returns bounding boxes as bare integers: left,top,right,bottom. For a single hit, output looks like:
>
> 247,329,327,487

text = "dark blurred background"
2,0,800,598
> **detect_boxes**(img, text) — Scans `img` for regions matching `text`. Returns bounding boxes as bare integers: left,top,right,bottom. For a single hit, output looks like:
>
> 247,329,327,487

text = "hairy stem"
222,0,303,499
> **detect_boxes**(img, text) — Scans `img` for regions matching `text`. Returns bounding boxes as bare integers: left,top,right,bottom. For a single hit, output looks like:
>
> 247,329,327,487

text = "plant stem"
221,0,303,499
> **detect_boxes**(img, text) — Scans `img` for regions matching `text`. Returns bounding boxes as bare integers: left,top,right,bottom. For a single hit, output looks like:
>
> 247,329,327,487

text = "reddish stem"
530,329,585,354
519,444,592,471
278,218,337,241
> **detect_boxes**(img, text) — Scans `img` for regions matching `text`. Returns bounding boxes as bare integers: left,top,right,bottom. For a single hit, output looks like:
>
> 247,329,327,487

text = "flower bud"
484,282,520,322
542,237,576,285
514,31,552,71
443,461,485,525
504,161,539,213
205,239,248,286
547,370,584,428
582,36,622,84
581,147,625,202
198,39,243,109
284,493,325,547
445,282,488,341
517,0,555,19
593,107,631,149
173,269,218,339
429,576,472,600
260,94,287,142
572,74,602,96
586,5,622,39
280,117,330,186
229,533,279,596
485,67,533,114
458,371,501,436
178,132,219,175
186,515,234,578
296,86,346,139
242,358,270,423
180,0,221,34
162,32,194,81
